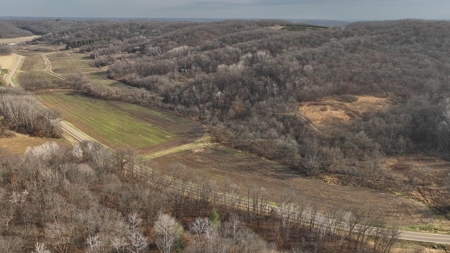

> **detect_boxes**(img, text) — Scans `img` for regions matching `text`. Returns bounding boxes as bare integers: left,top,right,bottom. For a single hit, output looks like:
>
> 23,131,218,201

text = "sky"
1,0,449,21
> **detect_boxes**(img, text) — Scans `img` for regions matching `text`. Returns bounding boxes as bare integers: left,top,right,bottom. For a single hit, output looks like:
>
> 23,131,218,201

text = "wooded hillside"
0,21,32,38
41,19,450,218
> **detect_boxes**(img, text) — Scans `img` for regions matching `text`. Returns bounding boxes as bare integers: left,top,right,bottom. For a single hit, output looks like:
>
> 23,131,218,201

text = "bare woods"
0,87,61,137
0,141,398,252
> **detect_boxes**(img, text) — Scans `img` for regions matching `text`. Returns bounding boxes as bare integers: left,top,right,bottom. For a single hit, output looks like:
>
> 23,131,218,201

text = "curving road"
5,54,23,87
6,52,91,144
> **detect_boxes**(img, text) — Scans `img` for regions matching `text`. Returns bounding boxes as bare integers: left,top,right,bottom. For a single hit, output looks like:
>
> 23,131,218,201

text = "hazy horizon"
1,0,449,21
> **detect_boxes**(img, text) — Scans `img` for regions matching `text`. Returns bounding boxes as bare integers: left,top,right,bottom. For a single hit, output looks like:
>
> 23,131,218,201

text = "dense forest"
0,21,32,38
24,19,450,216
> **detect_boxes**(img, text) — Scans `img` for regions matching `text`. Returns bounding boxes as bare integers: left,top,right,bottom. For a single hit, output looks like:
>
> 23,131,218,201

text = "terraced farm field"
37,91,203,151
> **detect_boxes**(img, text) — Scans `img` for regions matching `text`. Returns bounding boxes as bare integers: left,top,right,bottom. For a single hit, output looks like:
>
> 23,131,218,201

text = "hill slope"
0,20,32,38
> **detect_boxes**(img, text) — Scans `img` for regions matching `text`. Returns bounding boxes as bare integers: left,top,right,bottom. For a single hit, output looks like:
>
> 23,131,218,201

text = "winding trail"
42,53,64,80
5,54,23,87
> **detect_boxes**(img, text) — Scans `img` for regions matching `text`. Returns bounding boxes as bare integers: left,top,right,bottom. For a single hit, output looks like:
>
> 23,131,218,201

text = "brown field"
385,154,450,219
0,53,18,71
299,95,392,127
151,146,449,228
0,132,68,154
0,35,40,45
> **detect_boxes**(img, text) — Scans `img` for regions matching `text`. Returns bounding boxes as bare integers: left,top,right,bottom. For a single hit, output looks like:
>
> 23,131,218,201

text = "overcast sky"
1,0,449,20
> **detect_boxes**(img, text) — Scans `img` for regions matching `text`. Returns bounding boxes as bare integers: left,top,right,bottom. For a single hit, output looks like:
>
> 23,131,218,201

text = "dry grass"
0,132,68,154
385,154,450,220
151,146,449,228
299,95,392,127
0,53,18,71
269,25,283,30
0,35,40,45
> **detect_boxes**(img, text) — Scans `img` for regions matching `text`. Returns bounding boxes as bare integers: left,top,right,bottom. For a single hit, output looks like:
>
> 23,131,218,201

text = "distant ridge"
0,20,32,38
0,16,351,26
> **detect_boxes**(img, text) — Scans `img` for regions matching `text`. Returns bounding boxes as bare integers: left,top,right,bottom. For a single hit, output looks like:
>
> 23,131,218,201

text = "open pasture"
48,52,125,87
151,146,449,228
16,52,61,89
47,52,97,74
37,91,202,151
0,53,18,72
0,35,40,45
0,132,68,154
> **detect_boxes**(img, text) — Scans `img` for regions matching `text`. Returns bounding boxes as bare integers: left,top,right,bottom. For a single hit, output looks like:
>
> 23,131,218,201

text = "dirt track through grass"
47,52,126,87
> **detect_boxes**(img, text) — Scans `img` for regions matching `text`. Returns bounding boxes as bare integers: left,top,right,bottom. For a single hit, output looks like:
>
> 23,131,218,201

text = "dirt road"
7,52,91,143
5,54,23,86
399,231,450,244
58,121,91,142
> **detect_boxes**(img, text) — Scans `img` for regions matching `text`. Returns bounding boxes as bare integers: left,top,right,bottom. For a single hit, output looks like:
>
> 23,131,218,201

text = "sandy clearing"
299,95,392,126
0,35,40,45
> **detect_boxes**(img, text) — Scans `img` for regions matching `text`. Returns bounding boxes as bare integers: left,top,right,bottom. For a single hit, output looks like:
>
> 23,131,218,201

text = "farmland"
151,146,449,229
37,91,202,151
47,52,126,87
16,51,61,89
0,132,69,154
0,35,40,45
0,53,17,71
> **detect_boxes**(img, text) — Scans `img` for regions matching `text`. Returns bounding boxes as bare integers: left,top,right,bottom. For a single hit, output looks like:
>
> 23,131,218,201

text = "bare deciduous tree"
32,242,51,253
154,213,182,253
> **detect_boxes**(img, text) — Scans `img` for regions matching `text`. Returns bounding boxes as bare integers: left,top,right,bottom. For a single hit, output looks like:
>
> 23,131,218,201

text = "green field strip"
37,92,183,148
142,134,213,160
48,54,98,74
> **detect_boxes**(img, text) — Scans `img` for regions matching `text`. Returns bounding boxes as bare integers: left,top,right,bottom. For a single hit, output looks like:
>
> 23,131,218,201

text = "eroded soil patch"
299,95,393,127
